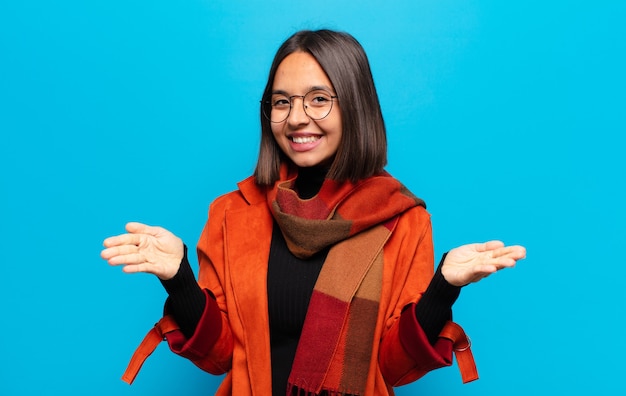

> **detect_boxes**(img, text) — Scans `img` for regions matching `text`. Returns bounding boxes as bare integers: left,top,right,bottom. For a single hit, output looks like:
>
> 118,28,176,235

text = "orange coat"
130,176,475,395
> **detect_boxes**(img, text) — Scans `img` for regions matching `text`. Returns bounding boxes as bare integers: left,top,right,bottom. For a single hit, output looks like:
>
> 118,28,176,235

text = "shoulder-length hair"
254,30,387,186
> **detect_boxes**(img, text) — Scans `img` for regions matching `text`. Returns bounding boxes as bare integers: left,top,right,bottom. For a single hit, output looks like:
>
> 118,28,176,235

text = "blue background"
1,1,624,395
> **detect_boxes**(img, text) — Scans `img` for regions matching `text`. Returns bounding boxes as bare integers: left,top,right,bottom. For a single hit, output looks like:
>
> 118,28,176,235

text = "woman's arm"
160,246,206,338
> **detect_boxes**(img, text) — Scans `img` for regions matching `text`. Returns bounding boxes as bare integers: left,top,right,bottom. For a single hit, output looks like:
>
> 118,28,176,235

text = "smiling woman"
254,30,389,186
267,52,343,169
101,29,526,396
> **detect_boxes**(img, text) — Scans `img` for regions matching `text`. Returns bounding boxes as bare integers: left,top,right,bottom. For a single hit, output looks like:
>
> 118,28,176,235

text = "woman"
101,30,526,395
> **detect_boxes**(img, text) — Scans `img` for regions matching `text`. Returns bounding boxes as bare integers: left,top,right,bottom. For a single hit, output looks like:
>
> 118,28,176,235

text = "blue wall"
1,1,624,394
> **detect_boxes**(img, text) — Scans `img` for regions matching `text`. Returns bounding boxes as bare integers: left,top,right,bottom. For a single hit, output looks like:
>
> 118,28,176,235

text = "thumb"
125,222,160,236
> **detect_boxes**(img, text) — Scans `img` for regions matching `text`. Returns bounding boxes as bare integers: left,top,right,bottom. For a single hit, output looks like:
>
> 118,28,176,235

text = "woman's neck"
294,166,329,199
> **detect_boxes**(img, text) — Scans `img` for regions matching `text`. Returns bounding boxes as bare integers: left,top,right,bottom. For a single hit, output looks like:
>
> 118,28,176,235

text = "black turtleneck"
293,165,327,199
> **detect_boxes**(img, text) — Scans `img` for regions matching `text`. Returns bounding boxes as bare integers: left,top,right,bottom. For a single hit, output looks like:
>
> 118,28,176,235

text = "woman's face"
270,51,342,168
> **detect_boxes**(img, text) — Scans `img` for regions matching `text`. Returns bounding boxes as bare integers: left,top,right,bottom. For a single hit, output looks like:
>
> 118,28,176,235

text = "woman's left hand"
441,241,526,287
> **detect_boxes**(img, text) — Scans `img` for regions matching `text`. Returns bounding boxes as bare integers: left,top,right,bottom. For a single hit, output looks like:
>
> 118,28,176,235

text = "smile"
290,135,321,144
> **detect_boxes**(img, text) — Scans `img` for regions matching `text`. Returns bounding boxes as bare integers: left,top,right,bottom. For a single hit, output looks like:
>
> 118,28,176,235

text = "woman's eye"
272,98,290,107
311,95,330,104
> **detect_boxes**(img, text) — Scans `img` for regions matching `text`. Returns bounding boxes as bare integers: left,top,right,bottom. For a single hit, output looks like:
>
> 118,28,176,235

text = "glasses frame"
261,89,339,123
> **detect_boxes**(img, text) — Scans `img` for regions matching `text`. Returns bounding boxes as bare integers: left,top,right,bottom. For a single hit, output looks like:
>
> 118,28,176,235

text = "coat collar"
237,175,268,206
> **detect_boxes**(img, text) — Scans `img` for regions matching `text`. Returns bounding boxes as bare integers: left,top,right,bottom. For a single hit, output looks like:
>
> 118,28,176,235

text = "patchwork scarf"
267,166,425,395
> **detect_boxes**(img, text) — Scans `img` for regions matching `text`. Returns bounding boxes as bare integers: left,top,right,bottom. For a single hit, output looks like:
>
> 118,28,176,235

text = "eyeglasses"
262,89,338,123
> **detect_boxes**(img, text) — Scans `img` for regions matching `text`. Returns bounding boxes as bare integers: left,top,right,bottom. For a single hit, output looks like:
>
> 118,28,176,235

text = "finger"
106,252,148,266
491,248,526,270
492,245,527,260
121,263,155,275
126,222,163,237
122,265,142,274
492,257,517,270
510,245,526,259
103,233,142,248
483,240,505,251
101,244,137,260
472,240,504,253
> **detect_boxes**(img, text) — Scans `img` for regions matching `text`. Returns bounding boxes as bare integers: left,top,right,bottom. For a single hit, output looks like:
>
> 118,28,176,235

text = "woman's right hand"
101,222,184,280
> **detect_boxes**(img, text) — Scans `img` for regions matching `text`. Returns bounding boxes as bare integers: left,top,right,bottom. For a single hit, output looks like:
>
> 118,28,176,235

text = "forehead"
273,51,334,93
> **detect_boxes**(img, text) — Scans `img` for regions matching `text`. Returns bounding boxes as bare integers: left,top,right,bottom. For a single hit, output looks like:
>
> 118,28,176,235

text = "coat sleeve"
379,305,455,385
163,193,239,374
378,206,475,385
122,194,238,384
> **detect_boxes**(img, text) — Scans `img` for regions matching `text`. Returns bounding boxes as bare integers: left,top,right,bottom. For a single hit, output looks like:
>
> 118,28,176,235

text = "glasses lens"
304,90,333,120
266,95,290,123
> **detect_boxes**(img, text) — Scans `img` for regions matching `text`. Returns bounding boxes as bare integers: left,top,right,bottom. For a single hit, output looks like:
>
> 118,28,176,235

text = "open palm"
101,222,184,280
441,241,526,287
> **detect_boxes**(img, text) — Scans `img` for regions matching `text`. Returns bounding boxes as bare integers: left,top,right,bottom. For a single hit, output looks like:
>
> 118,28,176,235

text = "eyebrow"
271,85,334,95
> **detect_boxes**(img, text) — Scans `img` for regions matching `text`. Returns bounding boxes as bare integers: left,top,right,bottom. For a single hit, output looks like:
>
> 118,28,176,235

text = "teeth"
292,136,319,144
